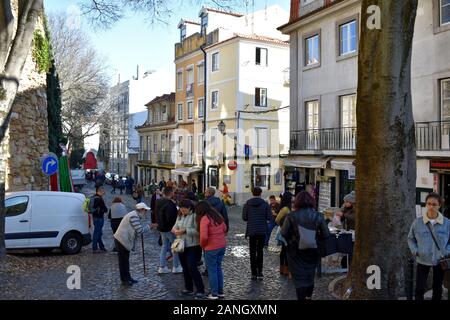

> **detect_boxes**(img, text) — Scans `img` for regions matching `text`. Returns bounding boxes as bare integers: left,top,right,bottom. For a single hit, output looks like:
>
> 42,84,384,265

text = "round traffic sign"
228,160,238,170
41,153,59,176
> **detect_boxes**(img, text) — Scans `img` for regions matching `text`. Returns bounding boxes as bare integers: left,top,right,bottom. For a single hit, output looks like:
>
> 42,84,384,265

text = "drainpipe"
200,44,207,194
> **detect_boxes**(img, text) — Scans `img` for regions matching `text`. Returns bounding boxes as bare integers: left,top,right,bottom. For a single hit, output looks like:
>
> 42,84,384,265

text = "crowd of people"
86,179,450,301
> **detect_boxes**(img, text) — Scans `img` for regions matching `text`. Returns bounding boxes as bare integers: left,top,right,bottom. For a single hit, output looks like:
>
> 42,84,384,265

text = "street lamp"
218,120,226,135
217,120,226,166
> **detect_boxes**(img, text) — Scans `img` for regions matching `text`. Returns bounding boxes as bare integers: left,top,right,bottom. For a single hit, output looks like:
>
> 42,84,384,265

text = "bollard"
405,258,415,300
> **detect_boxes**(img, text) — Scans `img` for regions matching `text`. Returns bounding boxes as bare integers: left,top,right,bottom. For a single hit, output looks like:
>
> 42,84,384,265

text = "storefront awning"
171,167,203,177
284,157,330,169
330,158,355,171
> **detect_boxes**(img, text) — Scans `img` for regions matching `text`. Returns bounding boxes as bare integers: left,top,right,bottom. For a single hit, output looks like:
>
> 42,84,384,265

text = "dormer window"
201,13,208,35
180,25,186,42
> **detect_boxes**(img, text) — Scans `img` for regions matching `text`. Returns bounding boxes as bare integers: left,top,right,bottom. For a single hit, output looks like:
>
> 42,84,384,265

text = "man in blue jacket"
205,187,229,231
242,187,271,280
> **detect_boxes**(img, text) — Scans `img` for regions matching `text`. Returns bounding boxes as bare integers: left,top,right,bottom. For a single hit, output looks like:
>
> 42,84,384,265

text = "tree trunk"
0,0,43,259
347,0,418,299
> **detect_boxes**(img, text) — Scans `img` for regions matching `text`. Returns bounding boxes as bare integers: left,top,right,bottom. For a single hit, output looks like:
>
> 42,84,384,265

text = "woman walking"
281,191,329,300
196,201,227,300
408,192,450,300
172,199,205,299
114,203,151,286
275,192,293,276
109,197,128,252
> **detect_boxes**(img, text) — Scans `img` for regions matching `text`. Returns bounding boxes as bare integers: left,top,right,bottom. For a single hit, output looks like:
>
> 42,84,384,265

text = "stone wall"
2,12,49,192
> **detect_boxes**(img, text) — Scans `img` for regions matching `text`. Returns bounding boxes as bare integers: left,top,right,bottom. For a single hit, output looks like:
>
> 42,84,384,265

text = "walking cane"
141,234,146,275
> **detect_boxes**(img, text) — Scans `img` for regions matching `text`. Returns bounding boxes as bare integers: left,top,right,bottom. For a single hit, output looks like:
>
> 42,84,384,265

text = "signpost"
228,160,238,170
41,153,59,176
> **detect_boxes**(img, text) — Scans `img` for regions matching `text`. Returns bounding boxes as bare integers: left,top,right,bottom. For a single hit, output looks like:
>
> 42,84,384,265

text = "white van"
5,191,92,254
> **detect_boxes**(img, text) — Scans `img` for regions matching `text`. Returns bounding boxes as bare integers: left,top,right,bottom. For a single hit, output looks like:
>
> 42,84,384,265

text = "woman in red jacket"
196,201,227,300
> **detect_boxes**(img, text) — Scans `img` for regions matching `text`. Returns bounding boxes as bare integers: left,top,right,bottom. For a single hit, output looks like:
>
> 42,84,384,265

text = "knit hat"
343,191,356,204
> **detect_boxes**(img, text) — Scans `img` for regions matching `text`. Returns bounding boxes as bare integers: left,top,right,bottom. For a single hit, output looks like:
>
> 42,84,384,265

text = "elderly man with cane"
114,202,151,286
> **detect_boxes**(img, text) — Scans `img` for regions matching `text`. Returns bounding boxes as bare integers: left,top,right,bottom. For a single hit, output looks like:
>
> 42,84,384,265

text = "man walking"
242,187,271,280
155,187,183,274
90,186,108,252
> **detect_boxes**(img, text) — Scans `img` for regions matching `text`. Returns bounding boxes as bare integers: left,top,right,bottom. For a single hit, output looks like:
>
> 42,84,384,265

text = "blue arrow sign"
42,153,59,176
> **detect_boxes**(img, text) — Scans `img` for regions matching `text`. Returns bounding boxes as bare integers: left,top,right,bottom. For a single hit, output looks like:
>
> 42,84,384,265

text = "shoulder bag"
426,222,450,271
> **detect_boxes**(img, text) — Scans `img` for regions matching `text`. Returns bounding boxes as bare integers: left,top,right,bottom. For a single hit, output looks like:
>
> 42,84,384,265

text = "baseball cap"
136,202,150,210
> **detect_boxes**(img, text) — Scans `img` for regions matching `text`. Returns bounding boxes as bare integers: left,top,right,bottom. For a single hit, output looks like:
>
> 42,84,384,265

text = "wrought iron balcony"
158,151,175,165
290,127,356,151
290,121,450,152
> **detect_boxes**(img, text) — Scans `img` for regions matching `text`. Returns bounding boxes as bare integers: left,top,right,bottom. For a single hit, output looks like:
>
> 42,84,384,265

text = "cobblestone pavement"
0,182,339,300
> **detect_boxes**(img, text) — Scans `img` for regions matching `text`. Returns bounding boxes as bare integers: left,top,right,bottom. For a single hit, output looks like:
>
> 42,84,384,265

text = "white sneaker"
172,266,183,273
158,266,171,274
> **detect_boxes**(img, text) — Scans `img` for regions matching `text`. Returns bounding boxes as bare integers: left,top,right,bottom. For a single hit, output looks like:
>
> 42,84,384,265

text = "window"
339,20,357,56
442,0,450,25
340,94,357,149
161,105,167,121
161,134,166,151
187,67,194,85
255,127,268,156
197,62,205,84
256,47,268,66
198,98,204,118
187,101,193,119
187,136,193,163
306,100,320,129
212,52,219,72
211,91,219,109
441,79,450,120
306,100,320,149
201,14,208,35
253,165,270,188
255,88,267,107
180,25,186,42
198,134,203,154
210,128,218,156
148,109,153,124
153,134,158,153
178,103,183,120
146,136,151,159
340,95,357,127
305,34,320,66
209,167,218,188
178,136,184,154
177,70,183,91
5,196,29,217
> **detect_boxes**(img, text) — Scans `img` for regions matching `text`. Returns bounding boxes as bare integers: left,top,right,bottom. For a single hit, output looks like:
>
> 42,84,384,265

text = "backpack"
87,195,99,215
82,197,90,214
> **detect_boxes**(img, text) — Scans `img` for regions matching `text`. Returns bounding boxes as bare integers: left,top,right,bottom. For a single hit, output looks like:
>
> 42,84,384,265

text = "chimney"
290,0,299,22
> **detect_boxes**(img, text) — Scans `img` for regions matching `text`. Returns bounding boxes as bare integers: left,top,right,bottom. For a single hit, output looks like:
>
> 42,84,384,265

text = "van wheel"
38,248,54,254
61,232,82,255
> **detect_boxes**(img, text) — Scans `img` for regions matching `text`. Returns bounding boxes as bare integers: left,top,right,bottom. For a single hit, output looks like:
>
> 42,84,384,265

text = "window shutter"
255,88,261,106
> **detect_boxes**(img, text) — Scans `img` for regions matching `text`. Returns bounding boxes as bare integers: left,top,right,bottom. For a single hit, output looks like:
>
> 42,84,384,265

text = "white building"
108,67,174,177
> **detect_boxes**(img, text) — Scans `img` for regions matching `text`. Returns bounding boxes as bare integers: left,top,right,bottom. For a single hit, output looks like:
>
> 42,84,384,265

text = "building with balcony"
202,6,290,204
279,0,450,212
136,93,177,185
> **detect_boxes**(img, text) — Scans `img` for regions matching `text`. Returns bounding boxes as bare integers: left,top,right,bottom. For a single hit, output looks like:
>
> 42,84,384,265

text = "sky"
44,0,290,84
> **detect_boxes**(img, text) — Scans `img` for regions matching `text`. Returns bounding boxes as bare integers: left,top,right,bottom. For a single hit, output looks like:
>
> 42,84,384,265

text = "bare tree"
345,0,419,299
48,13,111,152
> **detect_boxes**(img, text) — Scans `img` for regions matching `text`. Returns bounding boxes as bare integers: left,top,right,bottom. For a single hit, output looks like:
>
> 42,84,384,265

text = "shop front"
330,158,356,206
429,159,450,212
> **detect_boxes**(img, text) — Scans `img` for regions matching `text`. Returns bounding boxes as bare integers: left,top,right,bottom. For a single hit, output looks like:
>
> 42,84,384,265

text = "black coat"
206,196,229,231
242,197,271,237
281,208,330,288
155,197,178,232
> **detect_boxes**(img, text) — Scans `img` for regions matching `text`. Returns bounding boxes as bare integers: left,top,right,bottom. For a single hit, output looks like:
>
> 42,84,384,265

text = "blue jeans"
159,231,180,268
204,247,226,295
92,217,105,250
265,220,277,246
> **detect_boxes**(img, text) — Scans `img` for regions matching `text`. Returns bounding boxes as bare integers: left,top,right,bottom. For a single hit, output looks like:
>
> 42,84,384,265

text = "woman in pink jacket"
196,201,227,300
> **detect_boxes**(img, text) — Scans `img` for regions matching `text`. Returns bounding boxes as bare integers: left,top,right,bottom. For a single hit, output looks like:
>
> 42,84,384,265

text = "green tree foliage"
32,29,51,73
46,61,63,157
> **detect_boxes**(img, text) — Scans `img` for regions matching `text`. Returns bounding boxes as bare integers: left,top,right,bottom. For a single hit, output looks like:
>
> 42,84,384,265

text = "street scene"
0,0,450,303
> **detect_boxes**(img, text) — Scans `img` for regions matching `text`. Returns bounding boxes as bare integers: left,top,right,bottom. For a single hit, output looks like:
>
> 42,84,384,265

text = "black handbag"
426,222,450,271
